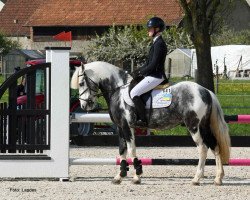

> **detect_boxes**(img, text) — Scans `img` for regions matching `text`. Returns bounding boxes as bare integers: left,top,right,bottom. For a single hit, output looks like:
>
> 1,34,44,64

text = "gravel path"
1,146,249,200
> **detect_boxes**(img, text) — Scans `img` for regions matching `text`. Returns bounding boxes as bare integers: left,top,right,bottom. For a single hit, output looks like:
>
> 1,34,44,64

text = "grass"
215,80,250,136
1,74,249,136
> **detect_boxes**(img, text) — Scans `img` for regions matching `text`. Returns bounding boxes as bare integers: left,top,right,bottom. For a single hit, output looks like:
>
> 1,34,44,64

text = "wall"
6,37,91,58
8,36,32,49
3,52,26,79
31,40,91,53
165,49,191,78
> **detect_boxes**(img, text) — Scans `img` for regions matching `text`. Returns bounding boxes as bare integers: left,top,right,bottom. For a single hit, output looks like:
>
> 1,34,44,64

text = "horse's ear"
71,67,80,89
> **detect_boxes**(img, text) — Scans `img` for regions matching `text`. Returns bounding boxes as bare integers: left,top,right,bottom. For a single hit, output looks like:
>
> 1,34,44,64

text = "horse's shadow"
72,176,250,186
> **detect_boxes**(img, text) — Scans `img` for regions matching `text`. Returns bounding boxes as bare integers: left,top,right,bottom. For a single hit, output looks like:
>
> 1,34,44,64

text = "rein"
78,72,131,104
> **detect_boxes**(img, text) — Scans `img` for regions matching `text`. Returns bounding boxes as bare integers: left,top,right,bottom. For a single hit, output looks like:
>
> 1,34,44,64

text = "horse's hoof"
132,179,141,185
214,179,222,186
112,179,122,185
132,174,141,185
191,180,200,186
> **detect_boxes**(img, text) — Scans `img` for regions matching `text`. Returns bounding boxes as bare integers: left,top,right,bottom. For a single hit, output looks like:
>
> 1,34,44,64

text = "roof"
178,48,191,58
19,49,45,59
0,0,42,36
0,1,4,11
25,0,183,27
8,49,45,59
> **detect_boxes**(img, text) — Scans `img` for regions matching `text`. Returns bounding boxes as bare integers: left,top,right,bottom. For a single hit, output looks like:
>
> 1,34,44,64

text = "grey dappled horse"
71,61,231,185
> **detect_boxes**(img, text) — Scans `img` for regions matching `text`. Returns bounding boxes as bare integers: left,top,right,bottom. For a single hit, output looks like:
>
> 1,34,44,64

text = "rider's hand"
131,69,142,79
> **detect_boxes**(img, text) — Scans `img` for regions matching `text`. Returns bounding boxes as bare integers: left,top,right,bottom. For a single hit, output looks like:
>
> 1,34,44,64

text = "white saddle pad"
121,84,172,109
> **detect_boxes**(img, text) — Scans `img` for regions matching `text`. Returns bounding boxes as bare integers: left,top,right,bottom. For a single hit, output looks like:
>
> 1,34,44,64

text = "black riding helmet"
147,17,166,32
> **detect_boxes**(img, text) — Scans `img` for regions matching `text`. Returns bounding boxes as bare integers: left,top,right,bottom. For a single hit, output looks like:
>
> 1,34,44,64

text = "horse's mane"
71,61,131,89
85,61,121,75
71,67,80,89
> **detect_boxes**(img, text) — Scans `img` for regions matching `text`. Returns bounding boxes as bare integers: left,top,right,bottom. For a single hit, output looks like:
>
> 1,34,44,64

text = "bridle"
78,70,131,109
78,72,100,108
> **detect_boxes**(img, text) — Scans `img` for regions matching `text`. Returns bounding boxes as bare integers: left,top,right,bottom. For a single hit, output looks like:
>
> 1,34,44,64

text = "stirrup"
131,119,147,127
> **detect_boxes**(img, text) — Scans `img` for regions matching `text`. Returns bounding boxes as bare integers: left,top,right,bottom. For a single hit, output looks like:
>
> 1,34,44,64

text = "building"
191,45,250,79
0,0,43,49
1,0,248,77
25,0,183,52
2,49,44,78
0,0,183,51
0,0,249,52
165,48,192,78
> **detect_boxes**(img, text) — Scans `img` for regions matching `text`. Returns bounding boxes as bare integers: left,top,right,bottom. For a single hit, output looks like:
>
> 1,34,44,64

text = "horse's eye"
79,82,84,87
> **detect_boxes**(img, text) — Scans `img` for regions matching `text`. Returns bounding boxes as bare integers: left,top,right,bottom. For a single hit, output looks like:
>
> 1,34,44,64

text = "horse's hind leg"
112,127,128,184
185,114,209,185
127,128,142,184
192,140,208,185
212,146,224,185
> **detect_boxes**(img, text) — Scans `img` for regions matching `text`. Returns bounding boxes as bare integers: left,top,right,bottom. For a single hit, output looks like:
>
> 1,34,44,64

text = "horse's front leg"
127,128,143,184
112,127,129,184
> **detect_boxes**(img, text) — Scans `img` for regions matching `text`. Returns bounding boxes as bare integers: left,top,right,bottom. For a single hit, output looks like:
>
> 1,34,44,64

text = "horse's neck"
98,67,127,90
98,69,128,104
87,61,130,105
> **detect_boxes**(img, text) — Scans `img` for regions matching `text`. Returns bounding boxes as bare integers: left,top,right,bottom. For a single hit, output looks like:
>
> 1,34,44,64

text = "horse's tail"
71,67,80,89
210,92,231,164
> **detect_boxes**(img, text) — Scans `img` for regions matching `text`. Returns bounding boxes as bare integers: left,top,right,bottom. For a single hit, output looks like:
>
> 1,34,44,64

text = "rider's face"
148,27,160,37
148,28,155,37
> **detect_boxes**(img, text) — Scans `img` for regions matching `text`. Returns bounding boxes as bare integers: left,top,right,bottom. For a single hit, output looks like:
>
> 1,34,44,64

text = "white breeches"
130,76,164,99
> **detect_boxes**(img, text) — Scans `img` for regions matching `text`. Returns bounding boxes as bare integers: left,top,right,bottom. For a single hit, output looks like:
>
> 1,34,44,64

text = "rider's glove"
131,69,143,79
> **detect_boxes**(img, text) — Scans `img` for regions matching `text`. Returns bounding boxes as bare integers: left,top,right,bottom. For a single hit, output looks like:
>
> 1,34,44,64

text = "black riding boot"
132,96,147,126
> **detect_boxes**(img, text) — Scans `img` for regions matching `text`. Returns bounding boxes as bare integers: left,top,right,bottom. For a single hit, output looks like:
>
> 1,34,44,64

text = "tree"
162,26,194,52
86,25,149,66
0,32,20,55
86,25,193,68
212,27,250,46
178,0,227,92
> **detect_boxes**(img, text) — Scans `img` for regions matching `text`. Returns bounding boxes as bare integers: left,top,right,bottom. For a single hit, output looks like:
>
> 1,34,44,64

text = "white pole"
45,47,70,178
70,158,116,165
71,113,112,123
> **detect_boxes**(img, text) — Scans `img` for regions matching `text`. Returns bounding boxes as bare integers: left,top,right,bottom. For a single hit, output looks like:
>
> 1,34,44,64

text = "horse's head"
71,63,99,111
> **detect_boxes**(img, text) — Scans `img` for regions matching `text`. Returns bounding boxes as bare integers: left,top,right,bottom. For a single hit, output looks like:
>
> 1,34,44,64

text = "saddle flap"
149,88,172,108
122,84,172,109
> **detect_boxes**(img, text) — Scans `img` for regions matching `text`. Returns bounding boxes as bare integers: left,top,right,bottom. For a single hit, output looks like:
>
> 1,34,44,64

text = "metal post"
167,58,172,79
215,60,219,94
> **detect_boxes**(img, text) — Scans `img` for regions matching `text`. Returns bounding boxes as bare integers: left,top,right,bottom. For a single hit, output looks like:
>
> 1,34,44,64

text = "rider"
130,16,168,126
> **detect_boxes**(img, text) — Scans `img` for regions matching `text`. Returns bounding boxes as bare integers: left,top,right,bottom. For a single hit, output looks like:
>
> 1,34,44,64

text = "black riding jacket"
139,35,167,79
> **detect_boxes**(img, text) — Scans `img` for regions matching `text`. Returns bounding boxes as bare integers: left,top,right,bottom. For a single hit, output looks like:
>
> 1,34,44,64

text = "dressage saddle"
128,78,169,103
